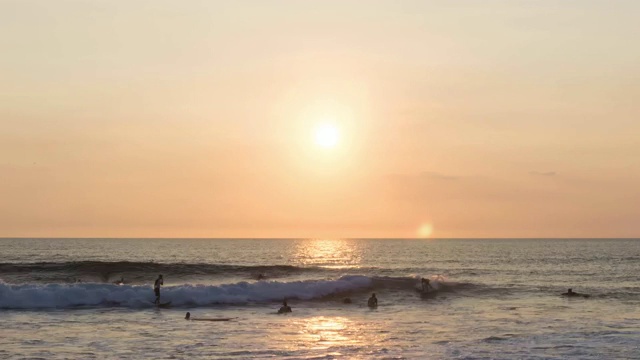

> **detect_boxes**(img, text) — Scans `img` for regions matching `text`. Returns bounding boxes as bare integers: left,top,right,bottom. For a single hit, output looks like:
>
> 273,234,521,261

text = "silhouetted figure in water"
421,278,433,292
256,274,266,280
278,300,292,314
185,312,234,321
368,293,378,307
114,276,125,285
562,288,590,298
154,275,163,304
342,298,352,304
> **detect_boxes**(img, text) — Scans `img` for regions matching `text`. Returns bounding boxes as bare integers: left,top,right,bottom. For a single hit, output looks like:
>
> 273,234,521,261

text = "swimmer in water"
563,288,577,296
342,298,352,304
562,288,590,298
278,300,292,314
368,293,378,307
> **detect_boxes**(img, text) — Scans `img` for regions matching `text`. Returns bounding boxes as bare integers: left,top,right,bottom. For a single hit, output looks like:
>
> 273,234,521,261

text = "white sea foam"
0,275,373,309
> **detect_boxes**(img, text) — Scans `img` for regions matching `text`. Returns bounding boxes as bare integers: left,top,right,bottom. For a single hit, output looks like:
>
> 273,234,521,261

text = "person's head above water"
185,312,191,320
159,274,163,278
568,288,573,293
371,293,376,298
282,300,288,306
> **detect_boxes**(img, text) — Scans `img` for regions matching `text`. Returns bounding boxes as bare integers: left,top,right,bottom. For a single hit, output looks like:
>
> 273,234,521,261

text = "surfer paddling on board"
421,278,433,292
154,275,164,304
185,312,234,322
278,300,292,314
368,293,378,308
562,288,590,298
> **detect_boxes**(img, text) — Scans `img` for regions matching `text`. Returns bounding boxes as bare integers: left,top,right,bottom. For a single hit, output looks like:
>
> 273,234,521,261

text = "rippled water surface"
1,238,639,359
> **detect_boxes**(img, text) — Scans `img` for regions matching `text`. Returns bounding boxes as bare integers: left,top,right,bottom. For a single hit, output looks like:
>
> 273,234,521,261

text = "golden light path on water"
293,238,364,269
279,316,387,354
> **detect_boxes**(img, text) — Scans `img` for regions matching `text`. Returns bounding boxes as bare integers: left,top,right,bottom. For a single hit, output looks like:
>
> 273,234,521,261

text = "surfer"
154,274,163,304
342,298,352,304
256,273,266,280
421,278,433,292
563,288,576,296
185,312,234,321
278,300,292,314
368,293,378,307
562,288,589,298
114,276,125,285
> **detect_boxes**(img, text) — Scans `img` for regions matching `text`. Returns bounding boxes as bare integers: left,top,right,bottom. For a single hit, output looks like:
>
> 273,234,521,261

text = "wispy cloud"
529,171,557,177
387,171,460,181
419,171,460,180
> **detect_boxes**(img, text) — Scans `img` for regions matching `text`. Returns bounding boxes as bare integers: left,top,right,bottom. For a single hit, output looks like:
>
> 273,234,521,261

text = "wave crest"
0,275,373,309
0,261,335,283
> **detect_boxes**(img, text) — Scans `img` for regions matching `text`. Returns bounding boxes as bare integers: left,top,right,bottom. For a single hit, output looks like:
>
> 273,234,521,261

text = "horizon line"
1,237,639,240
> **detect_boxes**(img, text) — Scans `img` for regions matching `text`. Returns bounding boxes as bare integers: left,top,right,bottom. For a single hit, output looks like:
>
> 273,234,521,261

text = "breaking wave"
0,276,375,309
0,275,470,309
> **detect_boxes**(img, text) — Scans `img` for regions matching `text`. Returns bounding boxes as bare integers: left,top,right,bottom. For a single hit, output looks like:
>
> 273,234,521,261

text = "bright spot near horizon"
314,123,339,149
418,223,434,238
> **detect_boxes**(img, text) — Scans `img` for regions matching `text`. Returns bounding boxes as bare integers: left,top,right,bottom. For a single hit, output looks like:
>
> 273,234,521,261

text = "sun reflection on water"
294,239,363,268
295,316,360,349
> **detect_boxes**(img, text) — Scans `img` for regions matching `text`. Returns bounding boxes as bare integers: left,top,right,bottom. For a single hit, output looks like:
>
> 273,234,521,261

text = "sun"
417,223,434,238
314,123,339,149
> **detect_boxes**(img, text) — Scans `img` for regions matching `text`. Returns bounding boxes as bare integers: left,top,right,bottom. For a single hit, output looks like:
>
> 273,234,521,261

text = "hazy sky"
1,0,639,238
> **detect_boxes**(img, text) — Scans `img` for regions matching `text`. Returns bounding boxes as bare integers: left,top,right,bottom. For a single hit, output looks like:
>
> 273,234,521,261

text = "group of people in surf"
152,273,589,315
278,293,378,313
153,273,380,312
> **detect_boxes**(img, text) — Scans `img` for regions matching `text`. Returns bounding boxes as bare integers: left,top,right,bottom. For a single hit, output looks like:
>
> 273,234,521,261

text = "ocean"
1,238,639,359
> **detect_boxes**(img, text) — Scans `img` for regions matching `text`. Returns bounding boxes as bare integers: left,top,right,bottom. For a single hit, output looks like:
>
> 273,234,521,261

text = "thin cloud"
386,171,460,181
529,171,557,177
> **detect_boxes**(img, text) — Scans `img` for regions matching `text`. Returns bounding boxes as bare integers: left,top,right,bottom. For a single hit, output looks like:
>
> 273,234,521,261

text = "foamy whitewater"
1,238,639,359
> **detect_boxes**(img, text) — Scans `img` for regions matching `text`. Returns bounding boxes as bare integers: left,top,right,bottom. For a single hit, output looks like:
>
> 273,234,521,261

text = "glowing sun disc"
418,223,434,238
314,123,339,148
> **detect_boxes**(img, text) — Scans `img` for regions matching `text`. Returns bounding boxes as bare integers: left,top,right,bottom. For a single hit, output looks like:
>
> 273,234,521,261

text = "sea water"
0,238,639,359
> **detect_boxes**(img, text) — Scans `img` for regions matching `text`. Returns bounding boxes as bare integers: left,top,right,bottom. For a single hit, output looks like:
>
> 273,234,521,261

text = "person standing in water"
278,300,292,314
154,275,163,304
421,278,433,292
368,293,378,307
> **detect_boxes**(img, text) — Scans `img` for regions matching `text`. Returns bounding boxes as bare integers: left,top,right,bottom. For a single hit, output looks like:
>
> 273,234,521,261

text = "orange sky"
1,1,639,238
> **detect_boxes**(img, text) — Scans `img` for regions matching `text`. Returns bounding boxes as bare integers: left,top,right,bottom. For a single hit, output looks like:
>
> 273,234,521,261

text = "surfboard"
191,318,234,322
152,301,172,308
562,293,590,299
416,288,436,297
420,291,436,298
